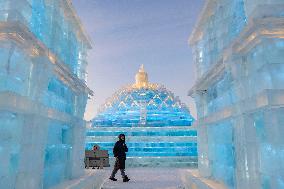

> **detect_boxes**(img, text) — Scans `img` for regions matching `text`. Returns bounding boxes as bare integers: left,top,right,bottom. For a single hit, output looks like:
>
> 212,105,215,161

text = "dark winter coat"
113,140,128,159
113,140,128,169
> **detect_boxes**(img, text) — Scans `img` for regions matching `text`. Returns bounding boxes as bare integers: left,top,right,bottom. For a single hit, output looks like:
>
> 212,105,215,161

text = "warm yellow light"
132,64,158,89
48,54,56,64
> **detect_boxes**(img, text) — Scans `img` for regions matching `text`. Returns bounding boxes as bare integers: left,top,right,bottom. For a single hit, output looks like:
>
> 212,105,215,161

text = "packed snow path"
101,167,187,189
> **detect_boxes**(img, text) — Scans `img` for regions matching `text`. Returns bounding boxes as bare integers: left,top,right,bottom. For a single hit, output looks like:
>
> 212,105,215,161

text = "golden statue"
131,65,157,89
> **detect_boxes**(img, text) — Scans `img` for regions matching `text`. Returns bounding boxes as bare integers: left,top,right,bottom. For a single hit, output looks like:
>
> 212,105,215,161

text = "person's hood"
118,133,125,141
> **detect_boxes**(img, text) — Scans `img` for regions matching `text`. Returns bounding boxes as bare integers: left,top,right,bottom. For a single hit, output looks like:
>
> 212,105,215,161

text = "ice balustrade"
0,0,89,81
43,121,72,189
193,0,246,78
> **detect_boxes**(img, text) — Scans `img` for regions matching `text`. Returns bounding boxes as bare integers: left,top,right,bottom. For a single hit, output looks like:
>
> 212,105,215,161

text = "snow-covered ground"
101,167,187,189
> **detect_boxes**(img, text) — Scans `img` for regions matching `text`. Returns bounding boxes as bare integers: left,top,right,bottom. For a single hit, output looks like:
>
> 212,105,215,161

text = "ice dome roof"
92,65,194,127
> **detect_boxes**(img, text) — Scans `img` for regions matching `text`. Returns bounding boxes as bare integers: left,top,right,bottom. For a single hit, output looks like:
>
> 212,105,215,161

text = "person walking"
109,133,130,182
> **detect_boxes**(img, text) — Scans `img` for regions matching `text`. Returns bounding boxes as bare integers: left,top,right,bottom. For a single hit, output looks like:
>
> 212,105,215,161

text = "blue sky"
72,0,205,120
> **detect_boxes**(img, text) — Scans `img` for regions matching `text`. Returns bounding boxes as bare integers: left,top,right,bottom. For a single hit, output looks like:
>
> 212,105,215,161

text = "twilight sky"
72,0,205,121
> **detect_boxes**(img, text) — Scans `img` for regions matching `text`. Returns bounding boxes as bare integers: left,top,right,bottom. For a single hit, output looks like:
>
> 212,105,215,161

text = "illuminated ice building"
86,65,197,167
0,0,96,189
186,0,284,189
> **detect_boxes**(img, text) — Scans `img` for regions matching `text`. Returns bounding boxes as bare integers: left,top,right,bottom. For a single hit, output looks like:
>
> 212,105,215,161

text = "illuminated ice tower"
188,0,284,189
87,65,197,167
0,1,93,189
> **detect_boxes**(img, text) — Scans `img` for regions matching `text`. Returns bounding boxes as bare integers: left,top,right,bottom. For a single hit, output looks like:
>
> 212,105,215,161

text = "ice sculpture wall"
0,0,92,189
189,0,284,189
86,126,198,167
87,66,197,167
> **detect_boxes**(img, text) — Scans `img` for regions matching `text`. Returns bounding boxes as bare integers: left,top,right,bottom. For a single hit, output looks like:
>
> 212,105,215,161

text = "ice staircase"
85,126,197,167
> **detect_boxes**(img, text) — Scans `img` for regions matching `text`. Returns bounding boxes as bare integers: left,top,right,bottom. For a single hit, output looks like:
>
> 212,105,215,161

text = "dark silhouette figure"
109,134,130,182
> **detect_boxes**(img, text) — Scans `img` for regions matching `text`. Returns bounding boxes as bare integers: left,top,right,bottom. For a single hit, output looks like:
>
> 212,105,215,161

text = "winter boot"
123,175,130,182
109,177,117,181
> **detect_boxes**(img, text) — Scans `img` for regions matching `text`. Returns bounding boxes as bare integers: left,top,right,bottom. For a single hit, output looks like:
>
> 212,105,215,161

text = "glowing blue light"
92,87,194,127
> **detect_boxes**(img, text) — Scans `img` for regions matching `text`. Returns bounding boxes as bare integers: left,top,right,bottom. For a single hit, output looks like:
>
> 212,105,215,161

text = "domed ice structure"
93,65,194,127
86,65,197,167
